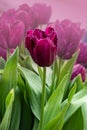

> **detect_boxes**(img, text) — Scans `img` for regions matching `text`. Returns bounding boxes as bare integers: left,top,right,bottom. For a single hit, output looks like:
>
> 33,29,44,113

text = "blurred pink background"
0,0,87,29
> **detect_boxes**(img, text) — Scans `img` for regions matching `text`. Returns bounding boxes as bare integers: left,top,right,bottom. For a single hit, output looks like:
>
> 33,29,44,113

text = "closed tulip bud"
71,64,86,82
77,43,87,67
53,19,84,59
25,28,57,67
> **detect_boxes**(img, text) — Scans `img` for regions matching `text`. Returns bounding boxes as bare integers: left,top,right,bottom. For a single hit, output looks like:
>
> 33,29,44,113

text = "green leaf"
0,48,19,116
0,89,14,130
33,118,39,130
43,74,68,126
9,87,21,130
75,75,84,91
19,91,33,130
44,103,69,130
18,66,42,120
60,51,79,82
62,87,87,123
81,102,87,130
68,83,76,103
59,51,79,99
63,107,83,130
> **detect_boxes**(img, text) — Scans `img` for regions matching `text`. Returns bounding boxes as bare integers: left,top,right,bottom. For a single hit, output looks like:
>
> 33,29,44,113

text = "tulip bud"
25,28,57,67
71,64,86,82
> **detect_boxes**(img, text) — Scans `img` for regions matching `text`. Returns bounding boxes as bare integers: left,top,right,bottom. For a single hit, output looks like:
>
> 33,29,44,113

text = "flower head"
0,20,25,49
71,64,86,82
15,4,32,31
53,19,84,59
25,28,57,67
32,3,51,25
77,42,87,66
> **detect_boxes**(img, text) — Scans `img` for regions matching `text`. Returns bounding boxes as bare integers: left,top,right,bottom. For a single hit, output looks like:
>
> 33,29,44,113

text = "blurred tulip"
77,42,87,66
16,4,32,31
53,19,84,59
71,64,86,82
25,28,57,67
0,9,16,23
0,20,25,49
32,3,51,25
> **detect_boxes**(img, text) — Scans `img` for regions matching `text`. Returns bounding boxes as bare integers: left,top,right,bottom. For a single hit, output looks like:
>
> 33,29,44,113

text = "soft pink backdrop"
0,0,87,29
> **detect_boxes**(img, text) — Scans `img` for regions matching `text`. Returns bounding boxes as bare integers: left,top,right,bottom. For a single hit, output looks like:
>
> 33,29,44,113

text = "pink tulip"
32,3,51,25
0,20,25,49
77,42,87,66
71,64,86,82
53,19,84,59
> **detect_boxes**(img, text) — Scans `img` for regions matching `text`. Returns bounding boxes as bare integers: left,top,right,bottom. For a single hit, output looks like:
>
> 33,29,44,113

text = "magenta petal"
71,64,86,82
34,38,56,67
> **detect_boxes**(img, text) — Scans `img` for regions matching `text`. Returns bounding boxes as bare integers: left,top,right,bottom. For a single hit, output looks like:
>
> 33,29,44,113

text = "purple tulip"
25,28,57,67
15,4,32,31
0,20,25,49
71,64,86,82
45,27,57,46
1,9,16,23
77,42,87,66
53,19,84,59
32,3,51,25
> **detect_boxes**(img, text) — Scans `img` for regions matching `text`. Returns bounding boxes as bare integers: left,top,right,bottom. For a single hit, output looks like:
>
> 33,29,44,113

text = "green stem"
39,67,46,130
56,58,62,87
50,60,57,94
7,48,10,60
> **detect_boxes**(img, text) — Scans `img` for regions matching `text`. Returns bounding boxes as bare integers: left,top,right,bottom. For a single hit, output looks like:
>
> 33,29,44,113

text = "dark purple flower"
45,27,57,46
77,42,87,66
53,19,84,59
25,28,57,67
71,64,86,82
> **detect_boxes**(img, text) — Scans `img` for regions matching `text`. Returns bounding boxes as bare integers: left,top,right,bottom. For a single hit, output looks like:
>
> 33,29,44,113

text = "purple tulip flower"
71,64,86,82
77,42,87,66
25,28,57,67
0,20,25,49
53,19,84,59
15,4,32,31
1,9,16,23
32,3,51,25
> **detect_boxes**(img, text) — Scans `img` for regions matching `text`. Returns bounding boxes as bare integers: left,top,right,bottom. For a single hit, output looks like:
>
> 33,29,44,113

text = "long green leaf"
0,89,14,130
62,87,87,123
0,48,19,116
43,74,68,126
18,66,42,120
9,87,21,130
